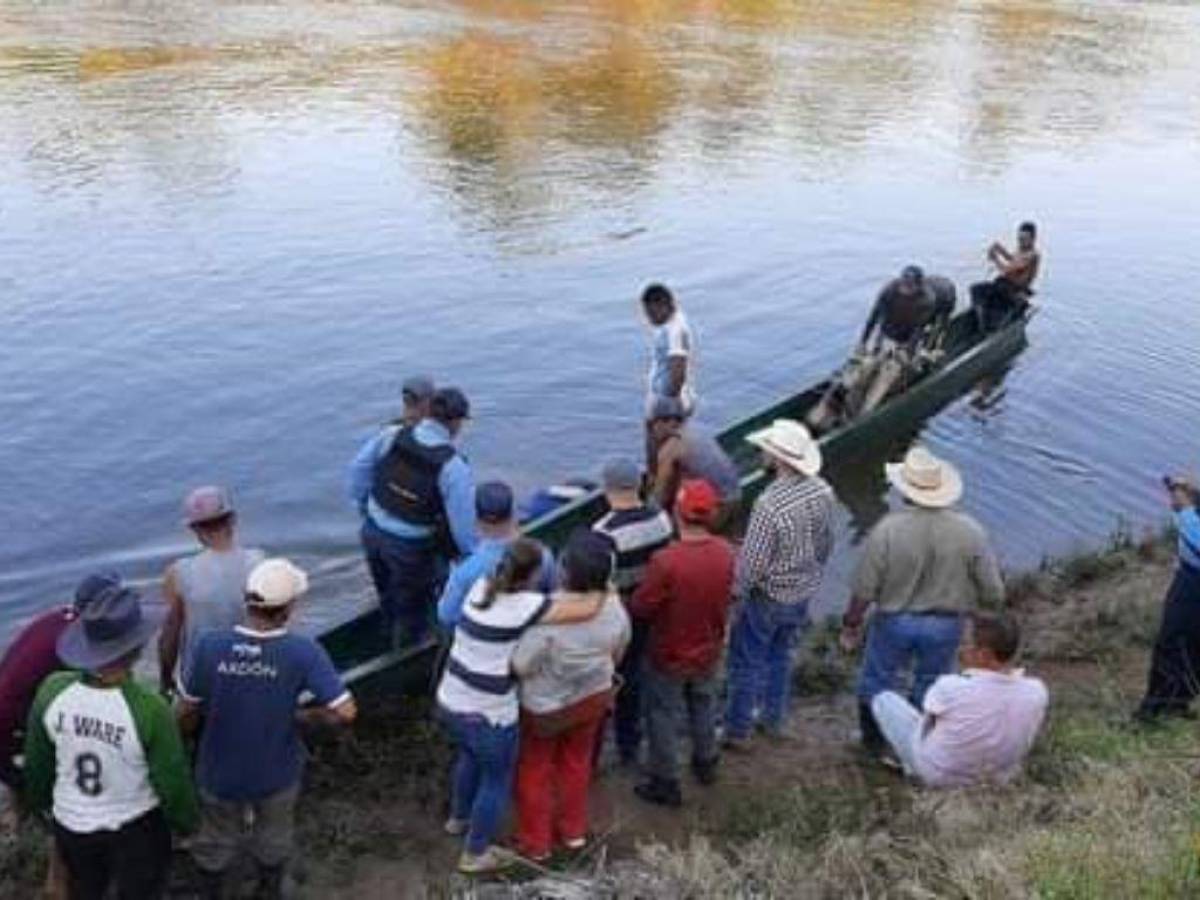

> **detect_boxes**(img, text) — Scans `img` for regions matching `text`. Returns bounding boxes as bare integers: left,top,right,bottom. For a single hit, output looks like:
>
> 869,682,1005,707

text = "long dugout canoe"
319,309,1030,699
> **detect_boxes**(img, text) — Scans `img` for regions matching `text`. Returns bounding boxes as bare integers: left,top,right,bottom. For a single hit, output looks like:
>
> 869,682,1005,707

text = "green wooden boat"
319,309,1030,699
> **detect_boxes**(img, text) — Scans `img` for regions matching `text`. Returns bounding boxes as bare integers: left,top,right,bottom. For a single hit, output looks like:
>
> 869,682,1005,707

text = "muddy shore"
2,526,1191,898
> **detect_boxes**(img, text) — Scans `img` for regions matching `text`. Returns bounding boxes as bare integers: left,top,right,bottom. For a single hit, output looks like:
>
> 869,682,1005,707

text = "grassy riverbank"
2,529,1195,899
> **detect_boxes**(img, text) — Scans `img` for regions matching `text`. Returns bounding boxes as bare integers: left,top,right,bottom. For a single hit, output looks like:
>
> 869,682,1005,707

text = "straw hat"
745,419,823,477
885,446,963,508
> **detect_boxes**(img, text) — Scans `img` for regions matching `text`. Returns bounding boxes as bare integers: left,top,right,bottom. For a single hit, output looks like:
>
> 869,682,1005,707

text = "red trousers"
514,712,604,858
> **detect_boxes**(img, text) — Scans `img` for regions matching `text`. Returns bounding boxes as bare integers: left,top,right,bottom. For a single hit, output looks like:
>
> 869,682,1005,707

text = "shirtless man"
970,222,1040,332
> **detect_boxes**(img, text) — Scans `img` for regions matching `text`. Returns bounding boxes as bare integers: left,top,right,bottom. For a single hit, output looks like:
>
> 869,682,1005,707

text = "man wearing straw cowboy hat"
23,583,198,899
724,419,834,750
841,446,1004,760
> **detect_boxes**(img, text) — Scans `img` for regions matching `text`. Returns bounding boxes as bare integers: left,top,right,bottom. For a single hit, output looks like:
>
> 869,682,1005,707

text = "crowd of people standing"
0,244,1197,894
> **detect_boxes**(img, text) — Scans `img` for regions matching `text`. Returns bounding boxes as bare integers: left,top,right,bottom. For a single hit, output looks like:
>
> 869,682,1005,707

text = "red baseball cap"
676,478,719,524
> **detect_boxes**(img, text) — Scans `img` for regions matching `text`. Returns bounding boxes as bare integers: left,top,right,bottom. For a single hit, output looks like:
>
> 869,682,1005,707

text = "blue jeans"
724,599,810,740
857,612,963,707
441,709,518,856
361,519,447,646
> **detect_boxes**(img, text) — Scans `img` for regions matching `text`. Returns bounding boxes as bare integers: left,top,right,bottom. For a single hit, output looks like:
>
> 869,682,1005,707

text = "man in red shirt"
629,479,735,807
0,572,117,900
0,573,118,793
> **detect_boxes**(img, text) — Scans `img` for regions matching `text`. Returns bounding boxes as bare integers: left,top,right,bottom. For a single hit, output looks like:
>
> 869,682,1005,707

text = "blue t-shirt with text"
184,626,348,801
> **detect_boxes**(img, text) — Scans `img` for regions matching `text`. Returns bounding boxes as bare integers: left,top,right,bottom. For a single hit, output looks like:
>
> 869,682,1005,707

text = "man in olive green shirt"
841,447,1003,757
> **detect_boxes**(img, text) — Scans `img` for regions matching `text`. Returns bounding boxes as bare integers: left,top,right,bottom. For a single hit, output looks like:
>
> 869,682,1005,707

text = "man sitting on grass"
871,613,1048,788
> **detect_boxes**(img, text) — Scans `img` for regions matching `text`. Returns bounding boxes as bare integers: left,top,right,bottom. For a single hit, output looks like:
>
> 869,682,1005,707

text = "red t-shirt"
0,607,73,786
629,536,735,677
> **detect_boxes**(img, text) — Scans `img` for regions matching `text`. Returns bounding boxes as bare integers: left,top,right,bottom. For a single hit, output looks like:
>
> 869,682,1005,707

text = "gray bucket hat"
57,585,164,671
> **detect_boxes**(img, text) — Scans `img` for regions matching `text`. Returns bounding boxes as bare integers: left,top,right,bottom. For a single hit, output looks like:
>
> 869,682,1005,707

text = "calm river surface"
3,1,1200,642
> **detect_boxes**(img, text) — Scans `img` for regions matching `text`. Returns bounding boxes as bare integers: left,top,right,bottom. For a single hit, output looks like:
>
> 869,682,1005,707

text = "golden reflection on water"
0,1,1196,215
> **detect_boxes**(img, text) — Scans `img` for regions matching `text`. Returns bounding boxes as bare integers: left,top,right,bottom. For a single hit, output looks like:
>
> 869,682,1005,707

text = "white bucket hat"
885,446,963,508
745,419,823,477
245,558,309,608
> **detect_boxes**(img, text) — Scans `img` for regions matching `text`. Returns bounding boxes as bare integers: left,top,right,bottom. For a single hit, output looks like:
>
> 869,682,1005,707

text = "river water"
2,1,1199,643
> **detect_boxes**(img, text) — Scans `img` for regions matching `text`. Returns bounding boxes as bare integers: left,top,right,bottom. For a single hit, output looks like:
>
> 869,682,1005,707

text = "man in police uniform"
347,386,477,647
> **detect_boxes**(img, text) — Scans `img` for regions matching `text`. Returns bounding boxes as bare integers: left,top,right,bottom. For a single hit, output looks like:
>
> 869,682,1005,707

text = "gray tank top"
680,429,742,501
174,546,265,680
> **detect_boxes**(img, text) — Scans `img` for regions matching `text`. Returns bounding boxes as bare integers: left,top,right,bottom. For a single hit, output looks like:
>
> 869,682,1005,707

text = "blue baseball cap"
432,387,471,422
476,481,514,523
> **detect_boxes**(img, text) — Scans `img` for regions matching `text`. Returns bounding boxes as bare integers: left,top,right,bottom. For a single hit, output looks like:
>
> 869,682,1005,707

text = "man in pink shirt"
871,613,1048,787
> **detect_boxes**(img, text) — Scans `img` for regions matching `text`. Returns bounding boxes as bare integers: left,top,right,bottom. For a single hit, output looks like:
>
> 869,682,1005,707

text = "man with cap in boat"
808,266,955,433
841,446,1004,762
23,582,198,900
0,573,120,900
437,481,555,631
159,485,265,697
647,396,741,520
348,385,478,648
179,557,356,900
724,420,834,750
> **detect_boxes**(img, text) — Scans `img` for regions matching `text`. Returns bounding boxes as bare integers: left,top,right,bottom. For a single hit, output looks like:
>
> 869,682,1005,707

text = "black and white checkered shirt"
736,472,834,604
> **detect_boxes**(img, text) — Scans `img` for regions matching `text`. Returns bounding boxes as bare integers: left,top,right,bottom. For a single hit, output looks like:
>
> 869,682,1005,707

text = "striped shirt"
736,472,835,605
593,506,674,596
436,582,550,727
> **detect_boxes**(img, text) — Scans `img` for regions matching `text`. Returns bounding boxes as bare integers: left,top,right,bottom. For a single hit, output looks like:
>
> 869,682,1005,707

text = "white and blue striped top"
436,581,551,726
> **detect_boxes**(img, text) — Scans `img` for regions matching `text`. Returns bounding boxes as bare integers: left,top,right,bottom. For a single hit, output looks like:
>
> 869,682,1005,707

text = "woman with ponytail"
511,529,629,862
435,537,606,875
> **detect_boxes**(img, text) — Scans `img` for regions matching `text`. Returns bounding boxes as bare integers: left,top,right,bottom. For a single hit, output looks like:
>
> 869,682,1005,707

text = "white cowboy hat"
885,446,963,508
745,419,823,477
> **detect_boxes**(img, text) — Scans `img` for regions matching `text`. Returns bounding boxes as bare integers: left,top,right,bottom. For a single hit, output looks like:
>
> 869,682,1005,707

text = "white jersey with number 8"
40,681,158,833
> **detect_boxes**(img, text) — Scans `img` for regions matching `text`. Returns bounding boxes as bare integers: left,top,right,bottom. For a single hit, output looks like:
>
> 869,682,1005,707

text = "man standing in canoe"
641,283,696,467
348,386,478,648
970,221,1040,332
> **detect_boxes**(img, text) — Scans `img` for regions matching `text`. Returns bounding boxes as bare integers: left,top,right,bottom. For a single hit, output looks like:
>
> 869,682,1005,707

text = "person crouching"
511,530,630,862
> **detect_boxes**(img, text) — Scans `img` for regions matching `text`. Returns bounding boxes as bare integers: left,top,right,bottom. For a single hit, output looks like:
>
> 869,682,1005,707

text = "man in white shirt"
871,613,1048,788
641,283,696,466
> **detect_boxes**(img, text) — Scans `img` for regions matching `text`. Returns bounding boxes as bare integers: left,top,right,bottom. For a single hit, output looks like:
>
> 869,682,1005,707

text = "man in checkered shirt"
724,419,834,749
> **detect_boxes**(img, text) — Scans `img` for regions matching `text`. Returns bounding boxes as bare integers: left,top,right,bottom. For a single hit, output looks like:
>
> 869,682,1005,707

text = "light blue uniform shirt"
347,420,477,555
436,538,556,629
1177,507,1200,570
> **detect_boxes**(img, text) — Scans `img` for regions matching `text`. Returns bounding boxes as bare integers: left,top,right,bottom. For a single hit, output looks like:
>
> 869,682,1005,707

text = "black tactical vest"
370,427,455,526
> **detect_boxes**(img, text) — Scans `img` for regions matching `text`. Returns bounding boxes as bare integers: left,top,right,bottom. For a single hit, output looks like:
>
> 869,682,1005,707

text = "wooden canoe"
318,309,1030,699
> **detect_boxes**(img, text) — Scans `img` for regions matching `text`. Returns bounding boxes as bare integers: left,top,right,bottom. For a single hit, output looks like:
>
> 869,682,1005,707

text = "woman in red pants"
511,530,630,861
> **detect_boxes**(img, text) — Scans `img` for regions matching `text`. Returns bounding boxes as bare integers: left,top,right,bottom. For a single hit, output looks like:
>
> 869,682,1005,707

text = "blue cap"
432,387,471,422
901,264,924,282
601,457,642,491
649,395,687,421
476,481,514,523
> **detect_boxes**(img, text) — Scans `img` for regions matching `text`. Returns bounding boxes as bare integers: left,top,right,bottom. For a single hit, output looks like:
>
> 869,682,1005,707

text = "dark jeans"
724,598,810,740
1138,564,1200,717
441,708,519,856
970,278,1025,332
614,619,649,760
360,519,446,646
857,612,963,707
54,808,171,900
643,664,719,783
